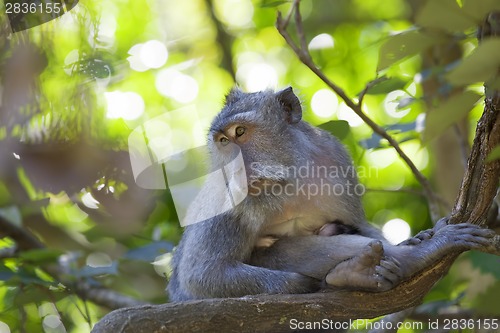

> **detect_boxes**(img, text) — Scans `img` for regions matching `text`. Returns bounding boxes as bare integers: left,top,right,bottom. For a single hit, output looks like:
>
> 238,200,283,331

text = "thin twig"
293,0,308,56
358,76,388,106
276,1,441,222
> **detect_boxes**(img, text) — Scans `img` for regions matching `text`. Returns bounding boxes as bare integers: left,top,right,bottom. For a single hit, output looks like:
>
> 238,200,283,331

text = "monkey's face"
207,87,303,194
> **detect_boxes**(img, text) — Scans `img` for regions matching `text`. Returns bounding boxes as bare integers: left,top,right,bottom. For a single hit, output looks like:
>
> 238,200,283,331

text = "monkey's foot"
325,240,401,292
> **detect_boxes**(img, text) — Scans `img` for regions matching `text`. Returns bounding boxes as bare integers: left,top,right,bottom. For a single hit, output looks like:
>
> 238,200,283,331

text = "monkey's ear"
276,87,302,124
225,87,244,105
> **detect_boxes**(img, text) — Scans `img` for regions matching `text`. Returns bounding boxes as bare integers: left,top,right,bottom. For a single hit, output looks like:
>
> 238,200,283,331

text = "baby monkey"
168,87,495,301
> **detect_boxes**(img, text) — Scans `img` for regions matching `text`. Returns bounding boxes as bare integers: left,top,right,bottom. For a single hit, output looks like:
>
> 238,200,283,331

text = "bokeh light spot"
311,89,338,118
105,91,145,120
383,218,411,244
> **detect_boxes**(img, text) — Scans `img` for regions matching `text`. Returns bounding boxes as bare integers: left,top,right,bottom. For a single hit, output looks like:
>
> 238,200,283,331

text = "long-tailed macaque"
168,87,494,301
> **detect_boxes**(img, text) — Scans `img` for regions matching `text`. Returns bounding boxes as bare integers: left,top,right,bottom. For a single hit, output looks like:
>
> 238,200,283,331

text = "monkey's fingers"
433,223,495,251
399,229,434,246
375,259,402,286
434,217,449,231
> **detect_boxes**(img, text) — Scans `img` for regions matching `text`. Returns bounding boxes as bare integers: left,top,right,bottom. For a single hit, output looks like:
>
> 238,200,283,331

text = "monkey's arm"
250,220,495,292
168,216,321,301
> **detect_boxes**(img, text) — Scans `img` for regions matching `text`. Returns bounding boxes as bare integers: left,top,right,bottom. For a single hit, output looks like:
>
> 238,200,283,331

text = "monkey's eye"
220,137,229,146
235,126,246,137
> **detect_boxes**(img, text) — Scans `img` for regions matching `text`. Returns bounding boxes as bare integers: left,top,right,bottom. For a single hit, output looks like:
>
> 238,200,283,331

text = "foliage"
0,0,499,332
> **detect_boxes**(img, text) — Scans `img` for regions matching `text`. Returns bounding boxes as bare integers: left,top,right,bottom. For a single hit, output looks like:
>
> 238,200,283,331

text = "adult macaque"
167,87,494,301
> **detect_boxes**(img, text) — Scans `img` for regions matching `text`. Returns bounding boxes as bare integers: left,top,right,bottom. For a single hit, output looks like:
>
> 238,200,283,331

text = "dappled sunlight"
308,33,335,50
140,40,169,69
86,252,113,268
105,91,145,120
155,69,199,103
310,89,338,118
81,191,100,209
214,0,254,28
383,90,411,119
337,102,364,127
365,148,398,169
382,218,411,244
237,62,278,92
128,40,169,72
400,140,429,171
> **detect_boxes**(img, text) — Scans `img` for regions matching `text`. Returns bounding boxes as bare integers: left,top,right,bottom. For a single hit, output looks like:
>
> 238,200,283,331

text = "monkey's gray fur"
168,87,495,301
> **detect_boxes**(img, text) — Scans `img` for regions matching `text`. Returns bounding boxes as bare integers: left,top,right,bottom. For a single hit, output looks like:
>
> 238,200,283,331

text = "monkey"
167,87,495,301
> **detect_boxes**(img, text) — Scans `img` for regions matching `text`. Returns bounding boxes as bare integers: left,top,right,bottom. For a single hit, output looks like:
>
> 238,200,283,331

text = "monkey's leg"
250,234,379,280
250,222,495,292
251,235,400,292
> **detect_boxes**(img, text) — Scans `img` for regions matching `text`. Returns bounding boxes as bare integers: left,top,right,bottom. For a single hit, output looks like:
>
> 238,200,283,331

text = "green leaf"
486,145,500,162
19,249,62,264
0,206,22,227
416,0,476,32
12,267,54,286
362,77,408,95
14,285,67,306
447,38,500,86
0,264,15,281
423,91,482,142
318,120,350,141
378,30,443,70
462,0,500,21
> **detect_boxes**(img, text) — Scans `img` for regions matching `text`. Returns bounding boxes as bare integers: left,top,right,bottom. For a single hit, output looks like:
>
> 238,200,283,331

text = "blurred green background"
0,0,499,332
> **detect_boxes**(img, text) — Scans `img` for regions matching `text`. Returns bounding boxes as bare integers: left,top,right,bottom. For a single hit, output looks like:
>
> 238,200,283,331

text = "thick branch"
92,259,447,333
451,12,500,225
0,215,44,250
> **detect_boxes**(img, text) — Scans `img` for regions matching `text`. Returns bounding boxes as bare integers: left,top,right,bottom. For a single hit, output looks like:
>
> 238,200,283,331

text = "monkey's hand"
397,217,449,246
398,229,434,246
422,222,495,253
383,221,495,282
324,240,401,292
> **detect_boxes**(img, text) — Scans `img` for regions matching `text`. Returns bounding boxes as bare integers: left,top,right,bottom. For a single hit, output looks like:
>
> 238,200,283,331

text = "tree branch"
204,0,236,81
